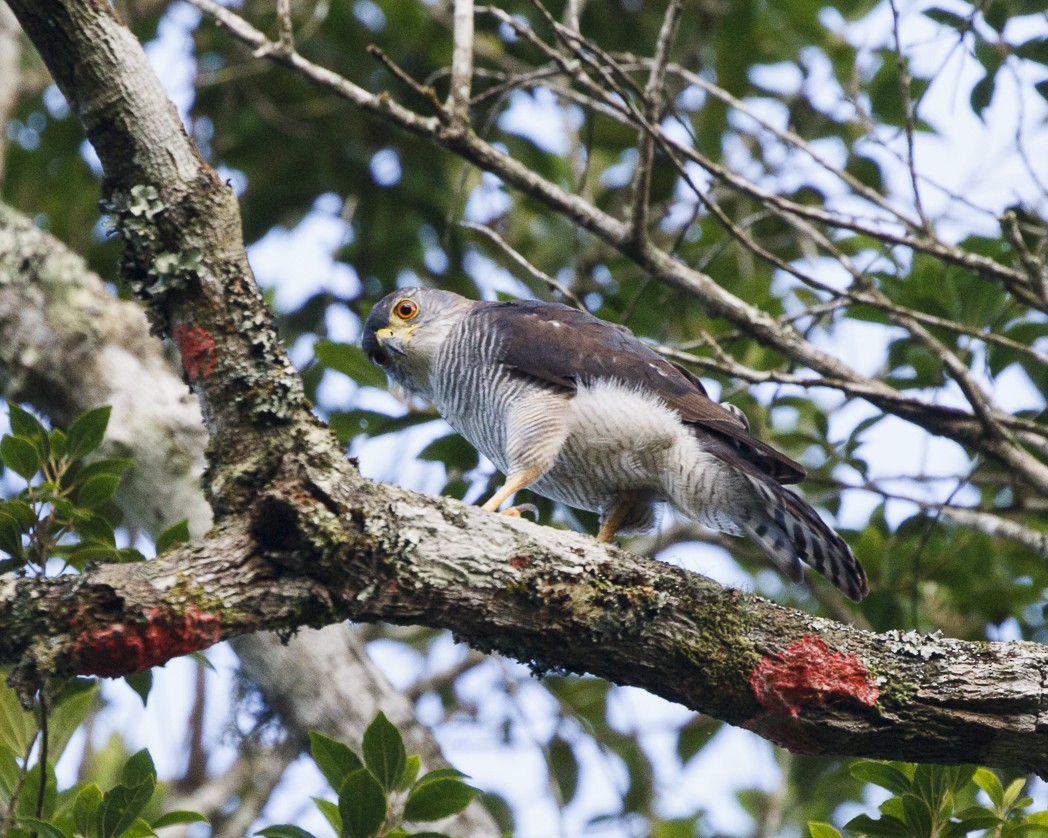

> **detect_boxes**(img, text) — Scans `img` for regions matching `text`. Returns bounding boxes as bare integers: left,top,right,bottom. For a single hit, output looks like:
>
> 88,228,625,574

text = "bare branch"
887,0,931,234
939,507,1048,557
448,0,475,123
275,0,294,54
629,0,684,247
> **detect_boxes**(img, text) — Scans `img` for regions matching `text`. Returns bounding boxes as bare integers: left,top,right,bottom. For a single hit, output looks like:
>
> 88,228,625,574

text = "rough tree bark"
0,201,499,836
1,0,1047,779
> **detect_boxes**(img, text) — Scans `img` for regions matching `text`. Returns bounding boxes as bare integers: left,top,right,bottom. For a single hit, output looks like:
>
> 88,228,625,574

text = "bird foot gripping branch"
361,288,868,601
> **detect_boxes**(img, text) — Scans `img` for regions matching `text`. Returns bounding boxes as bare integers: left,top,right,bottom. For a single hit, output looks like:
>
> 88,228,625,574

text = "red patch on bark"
509,555,530,569
171,324,217,381
71,606,222,678
750,635,878,718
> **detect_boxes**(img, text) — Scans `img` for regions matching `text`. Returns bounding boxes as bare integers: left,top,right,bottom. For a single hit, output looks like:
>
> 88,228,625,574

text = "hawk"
361,288,868,601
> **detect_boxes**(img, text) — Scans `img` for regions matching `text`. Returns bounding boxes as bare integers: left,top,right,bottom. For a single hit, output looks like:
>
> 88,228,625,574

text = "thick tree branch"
2,475,1047,774
5,0,1048,778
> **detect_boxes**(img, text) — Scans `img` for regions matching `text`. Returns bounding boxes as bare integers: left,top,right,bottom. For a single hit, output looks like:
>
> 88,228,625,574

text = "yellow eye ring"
394,298,419,320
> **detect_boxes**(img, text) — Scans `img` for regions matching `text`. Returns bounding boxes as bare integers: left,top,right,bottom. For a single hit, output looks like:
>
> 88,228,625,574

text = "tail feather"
739,474,868,601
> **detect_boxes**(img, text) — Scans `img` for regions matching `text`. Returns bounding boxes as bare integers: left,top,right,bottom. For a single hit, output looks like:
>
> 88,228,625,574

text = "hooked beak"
374,327,407,358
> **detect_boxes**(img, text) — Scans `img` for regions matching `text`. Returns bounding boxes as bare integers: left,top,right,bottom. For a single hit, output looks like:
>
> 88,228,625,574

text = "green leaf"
77,474,122,509
922,7,970,29
314,340,389,389
97,777,156,838
675,717,719,764
189,651,216,671
121,749,157,787
125,671,153,706
73,513,117,547
850,761,912,796
47,679,99,763
122,818,159,838
913,764,950,809
17,760,57,818
404,778,477,823
309,730,364,791
3,500,36,530
942,807,1001,838
398,754,421,792
842,814,910,837
970,71,996,117
0,745,20,800
1,435,40,479
74,784,104,838
13,817,66,838
337,768,387,838
312,797,342,834
95,750,157,838
256,828,318,838
410,768,468,790
67,544,121,568
0,680,36,755
1014,37,1048,65
116,548,147,564
154,519,190,554
548,735,578,804
66,406,112,459
49,428,67,459
151,810,210,828
362,711,406,793
808,823,843,838
1002,777,1027,810
974,767,1005,808
7,403,48,455
0,512,24,558
901,794,933,837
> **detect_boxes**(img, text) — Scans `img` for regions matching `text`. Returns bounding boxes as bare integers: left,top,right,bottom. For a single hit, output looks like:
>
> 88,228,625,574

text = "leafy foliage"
0,678,207,837
0,403,142,574
810,762,1048,838
263,714,477,838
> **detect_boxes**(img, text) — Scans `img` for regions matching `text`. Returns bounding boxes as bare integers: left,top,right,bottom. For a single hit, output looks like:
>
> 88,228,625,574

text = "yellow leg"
481,466,547,514
597,495,636,542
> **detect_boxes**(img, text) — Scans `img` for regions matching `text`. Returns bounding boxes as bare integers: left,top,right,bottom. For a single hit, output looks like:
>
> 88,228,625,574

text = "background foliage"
2,0,1048,834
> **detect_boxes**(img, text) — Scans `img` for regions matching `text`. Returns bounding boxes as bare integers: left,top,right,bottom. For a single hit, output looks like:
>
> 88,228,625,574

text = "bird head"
361,288,476,395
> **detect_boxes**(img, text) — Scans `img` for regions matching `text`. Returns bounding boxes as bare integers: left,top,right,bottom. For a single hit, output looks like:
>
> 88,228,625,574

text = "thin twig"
275,0,294,53
1001,209,1048,305
461,221,586,309
628,0,684,247
366,44,445,114
888,0,932,234
448,0,474,123
32,690,48,838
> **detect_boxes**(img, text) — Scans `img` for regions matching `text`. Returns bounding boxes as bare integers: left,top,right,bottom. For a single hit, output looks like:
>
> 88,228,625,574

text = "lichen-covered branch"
1,466,1046,774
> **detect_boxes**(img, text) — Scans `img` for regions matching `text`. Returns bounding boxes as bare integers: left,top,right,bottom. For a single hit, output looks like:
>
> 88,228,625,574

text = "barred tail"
738,474,868,602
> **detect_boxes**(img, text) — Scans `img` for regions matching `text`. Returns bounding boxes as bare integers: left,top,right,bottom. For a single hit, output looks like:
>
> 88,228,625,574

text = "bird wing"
475,299,806,485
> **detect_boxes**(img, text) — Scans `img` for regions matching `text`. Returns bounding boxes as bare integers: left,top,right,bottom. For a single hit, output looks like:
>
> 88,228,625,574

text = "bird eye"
394,298,419,320
369,348,390,367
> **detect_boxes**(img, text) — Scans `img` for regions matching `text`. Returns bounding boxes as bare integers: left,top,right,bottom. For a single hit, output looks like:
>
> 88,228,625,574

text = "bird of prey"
362,288,868,601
